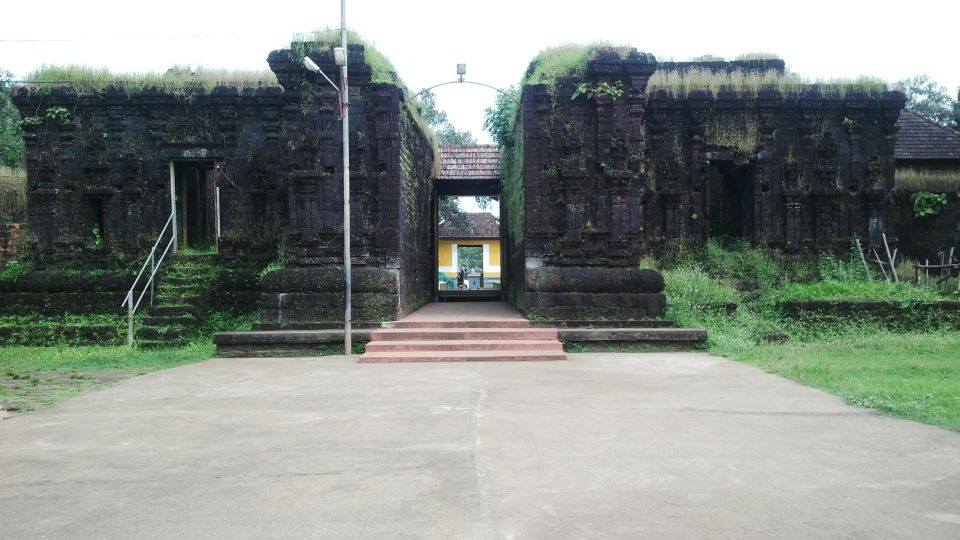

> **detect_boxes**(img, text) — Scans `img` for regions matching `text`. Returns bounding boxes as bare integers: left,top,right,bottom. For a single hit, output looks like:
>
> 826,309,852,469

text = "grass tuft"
294,28,440,172
733,52,782,61
0,166,26,222
522,43,637,87
22,65,279,95
647,68,887,98
895,168,960,193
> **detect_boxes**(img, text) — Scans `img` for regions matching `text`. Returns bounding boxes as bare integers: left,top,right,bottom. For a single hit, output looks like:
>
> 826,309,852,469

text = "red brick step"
358,350,566,363
368,328,558,341
364,339,563,352
383,320,531,329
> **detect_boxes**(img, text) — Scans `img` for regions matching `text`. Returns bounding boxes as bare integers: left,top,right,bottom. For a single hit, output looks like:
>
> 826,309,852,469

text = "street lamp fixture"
334,47,347,67
303,56,342,115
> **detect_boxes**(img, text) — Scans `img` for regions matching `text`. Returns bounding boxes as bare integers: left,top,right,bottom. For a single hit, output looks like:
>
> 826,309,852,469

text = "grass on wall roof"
294,28,402,87
647,68,888,97
293,28,440,170
518,44,880,98
733,52,781,61
22,65,279,95
895,168,960,193
521,43,637,87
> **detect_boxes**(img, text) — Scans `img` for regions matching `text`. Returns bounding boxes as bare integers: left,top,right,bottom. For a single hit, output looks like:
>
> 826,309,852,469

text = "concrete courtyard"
1,353,959,539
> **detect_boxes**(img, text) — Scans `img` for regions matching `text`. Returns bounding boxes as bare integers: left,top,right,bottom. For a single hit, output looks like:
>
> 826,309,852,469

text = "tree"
417,90,476,145
438,197,468,230
434,124,476,145
483,86,519,147
954,90,960,129
895,75,958,128
0,68,24,168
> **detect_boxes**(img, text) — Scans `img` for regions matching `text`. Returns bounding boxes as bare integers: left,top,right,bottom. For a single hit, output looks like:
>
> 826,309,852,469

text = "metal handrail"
121,213,176,347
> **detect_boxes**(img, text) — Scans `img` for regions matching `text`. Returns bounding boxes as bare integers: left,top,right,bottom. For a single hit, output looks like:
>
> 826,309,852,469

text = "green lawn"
0,344,213,412
734,332,960,431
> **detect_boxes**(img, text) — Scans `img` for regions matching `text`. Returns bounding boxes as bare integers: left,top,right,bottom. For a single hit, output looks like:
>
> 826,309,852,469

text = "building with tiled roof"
437,212,501,290
438,212,500,239
438,145,500,180
436,145,500,196
895,111,960,164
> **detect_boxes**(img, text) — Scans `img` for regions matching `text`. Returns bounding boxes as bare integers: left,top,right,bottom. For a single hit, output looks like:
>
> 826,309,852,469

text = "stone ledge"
213,329,373,345
531,319,675,328
558,328,707,343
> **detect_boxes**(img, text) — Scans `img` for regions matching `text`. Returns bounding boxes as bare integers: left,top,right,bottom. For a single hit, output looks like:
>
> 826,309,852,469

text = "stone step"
150,305,195,317
143,315,196,327
156,293,202,304
159,282,203,292
368,328,559,341
164,276,198,286
137,338,189,349
364,339,563,353
252,322,382,331
358,350,566,363
136,326,188,341
383,320,531,329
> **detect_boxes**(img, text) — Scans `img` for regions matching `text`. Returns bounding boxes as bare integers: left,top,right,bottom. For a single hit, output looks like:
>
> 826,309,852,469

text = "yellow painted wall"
438,238,501,278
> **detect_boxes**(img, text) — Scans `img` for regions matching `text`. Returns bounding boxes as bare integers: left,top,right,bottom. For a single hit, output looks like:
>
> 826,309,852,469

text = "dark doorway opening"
174,161,216,250
707,162,755,239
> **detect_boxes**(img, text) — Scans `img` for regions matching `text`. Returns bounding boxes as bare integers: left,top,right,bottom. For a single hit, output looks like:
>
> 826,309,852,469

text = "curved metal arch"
401,80,521,110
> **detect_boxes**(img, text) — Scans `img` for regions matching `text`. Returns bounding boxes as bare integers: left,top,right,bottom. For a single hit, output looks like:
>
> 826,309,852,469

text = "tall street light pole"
302,0,350,354
339,0,352,355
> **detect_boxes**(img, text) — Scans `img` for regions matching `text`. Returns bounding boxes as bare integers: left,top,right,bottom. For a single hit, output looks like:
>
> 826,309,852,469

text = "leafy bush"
0,259,34,281
816,250,869,282
912,191,948,218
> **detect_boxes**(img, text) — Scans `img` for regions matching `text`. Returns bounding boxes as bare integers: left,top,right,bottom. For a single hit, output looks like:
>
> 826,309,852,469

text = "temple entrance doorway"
172,161,218,250
707,161,755,239
434,145,503,302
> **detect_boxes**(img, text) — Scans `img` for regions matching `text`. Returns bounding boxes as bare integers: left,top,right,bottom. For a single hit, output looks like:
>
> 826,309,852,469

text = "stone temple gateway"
8,42,910,339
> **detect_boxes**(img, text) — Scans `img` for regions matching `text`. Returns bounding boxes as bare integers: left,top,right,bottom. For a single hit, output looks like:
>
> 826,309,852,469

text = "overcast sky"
3,0,958,147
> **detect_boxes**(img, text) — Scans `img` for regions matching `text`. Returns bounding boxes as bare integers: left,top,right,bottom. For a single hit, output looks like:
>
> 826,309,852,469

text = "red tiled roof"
896,111,960,161
438,212,500,239
438,145,500,180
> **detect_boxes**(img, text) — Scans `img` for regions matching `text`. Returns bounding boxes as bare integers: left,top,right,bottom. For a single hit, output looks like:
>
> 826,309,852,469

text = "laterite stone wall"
507,49,906,319
11,42,436,324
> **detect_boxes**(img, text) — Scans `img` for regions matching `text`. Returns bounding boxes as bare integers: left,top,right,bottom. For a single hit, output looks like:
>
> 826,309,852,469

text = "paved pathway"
1,353,959,539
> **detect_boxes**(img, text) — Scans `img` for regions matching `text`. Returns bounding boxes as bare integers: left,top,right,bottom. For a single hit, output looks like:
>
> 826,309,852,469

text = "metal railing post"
149,252,155,305
169,161,178,253
121,213,176,349
127,295,134,348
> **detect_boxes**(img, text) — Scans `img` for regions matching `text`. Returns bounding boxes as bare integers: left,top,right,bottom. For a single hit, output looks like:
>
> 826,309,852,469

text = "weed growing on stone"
22,65,279,95
895,168,960,193
646,68,887,97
